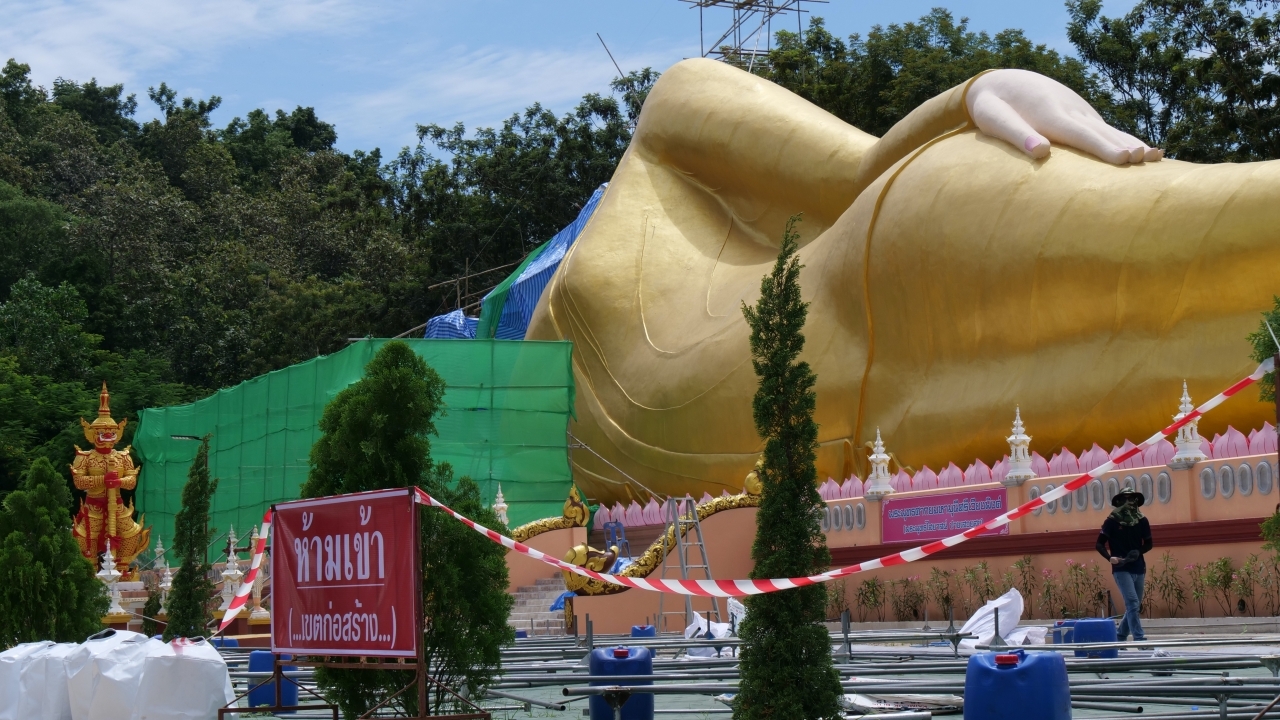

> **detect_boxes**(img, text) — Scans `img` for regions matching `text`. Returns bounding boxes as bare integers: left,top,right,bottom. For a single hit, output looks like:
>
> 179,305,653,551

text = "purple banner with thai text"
881,488,1009,544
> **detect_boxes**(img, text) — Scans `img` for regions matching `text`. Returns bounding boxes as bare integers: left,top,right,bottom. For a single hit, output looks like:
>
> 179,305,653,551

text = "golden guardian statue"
71,382,150,574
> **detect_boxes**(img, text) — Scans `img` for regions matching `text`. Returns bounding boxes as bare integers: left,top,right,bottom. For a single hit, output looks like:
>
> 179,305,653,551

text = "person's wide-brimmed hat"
1112,487,1145,507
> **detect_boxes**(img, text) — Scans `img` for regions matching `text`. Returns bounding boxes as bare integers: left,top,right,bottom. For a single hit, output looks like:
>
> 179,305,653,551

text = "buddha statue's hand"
966,68,1161,165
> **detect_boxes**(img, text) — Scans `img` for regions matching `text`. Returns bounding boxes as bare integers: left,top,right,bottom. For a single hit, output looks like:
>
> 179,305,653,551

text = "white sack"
66,630,152,720
24,638,80,717
684,615,733,658
958,588,1024,651
18,642,78,720
134,637,236,719
0,641,53,720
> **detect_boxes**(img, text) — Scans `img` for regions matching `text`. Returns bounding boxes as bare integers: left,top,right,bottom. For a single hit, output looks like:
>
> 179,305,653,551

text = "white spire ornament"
863,429,895,500
1003,407,1037,486
153,538,172,614
97,540,126,616
1169,381,1208,469
218,526,243,613
492,484,509,525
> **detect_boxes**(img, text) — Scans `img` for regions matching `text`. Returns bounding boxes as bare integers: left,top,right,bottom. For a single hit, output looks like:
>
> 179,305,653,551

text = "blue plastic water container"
588,647,654,720
630,625,656,638
964,648,1070,720
1051,619,1076,645
1070,618,1119,658
247,650,298,712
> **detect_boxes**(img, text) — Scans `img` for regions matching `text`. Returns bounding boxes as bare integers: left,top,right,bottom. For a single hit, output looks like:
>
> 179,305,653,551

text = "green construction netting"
134,339,574,559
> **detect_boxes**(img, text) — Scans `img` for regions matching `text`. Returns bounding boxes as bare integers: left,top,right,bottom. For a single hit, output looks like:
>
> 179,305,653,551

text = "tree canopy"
0,456,107,649
750,10,1104,137
736,217,842,720
1068,0,1280,162
0,57,650,498
303,341,512,717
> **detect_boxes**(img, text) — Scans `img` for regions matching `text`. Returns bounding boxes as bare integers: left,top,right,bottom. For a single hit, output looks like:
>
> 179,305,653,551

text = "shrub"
891,576,926,621
856,577,886,622
1152,552,1187,618
1206,557,1236,616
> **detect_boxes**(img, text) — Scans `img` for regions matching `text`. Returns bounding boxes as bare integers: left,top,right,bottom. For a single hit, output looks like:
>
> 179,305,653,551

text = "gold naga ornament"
71,382,151,575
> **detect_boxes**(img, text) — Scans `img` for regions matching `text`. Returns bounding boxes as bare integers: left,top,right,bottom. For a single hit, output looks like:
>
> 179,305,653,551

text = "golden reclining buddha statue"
527,60,1279,505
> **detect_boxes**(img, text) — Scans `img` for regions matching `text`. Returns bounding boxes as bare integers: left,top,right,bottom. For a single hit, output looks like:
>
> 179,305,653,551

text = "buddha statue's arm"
853,69,1162,197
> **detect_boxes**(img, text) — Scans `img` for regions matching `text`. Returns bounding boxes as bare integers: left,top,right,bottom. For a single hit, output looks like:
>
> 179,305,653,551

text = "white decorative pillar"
153,538,171,614
1003,407,1037,486
97,540,126,616
218,526,242,613
863,429,895,500
492,484,509,525
1169,381,1208,469
249,525,271,622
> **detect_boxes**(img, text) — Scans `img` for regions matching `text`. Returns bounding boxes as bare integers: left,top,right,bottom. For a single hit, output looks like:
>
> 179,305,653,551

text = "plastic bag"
24,642,79,720
66,630,153,720
66,630,235,720
134,637,237,719
0,641,55,720
958,588,1023,650
684,615,733,658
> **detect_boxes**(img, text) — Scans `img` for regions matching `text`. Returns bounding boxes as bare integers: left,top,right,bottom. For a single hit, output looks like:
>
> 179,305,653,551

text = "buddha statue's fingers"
966,69,1162,166
968,91,1050,159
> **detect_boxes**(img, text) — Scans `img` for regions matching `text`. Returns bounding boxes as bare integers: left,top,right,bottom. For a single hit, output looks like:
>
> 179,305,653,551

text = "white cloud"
323,40,685,153
0,0,371,88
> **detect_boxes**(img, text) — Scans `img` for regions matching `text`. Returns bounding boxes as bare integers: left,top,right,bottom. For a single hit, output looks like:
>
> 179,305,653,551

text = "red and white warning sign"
270,488,420,657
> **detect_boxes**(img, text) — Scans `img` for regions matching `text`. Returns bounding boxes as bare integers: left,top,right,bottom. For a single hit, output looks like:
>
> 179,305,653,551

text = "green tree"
756,12,1102,136
51,77,139,145
0,275,101,381
0,181,68,298
735,216,841,720
0,457,106,649
0,355,94,494
302,341,512,717
163,436,218,640
1068,0,1280,161
1248,296,1280,404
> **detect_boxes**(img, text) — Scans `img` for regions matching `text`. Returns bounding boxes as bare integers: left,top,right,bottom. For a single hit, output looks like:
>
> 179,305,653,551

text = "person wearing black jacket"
1096,488,1154,641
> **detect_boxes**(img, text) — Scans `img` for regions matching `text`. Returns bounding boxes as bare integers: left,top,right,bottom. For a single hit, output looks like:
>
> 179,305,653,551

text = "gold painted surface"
570,492,760,596
527,58,1279,506
72,382,151,572
509,515,576,544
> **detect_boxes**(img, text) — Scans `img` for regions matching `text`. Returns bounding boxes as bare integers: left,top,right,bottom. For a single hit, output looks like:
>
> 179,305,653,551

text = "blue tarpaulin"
421,184,606,342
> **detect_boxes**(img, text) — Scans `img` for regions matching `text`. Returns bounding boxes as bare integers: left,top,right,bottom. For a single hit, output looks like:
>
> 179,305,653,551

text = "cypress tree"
304,340,513,717
163,435,218,640
735,216,842,720
0,457,107,649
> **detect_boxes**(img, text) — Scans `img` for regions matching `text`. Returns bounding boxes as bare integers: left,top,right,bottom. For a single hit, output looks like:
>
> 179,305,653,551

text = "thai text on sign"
271,488,419,657
880,488,1009,544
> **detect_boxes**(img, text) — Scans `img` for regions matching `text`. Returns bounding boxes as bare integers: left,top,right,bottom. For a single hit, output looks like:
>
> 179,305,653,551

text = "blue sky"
3,1,1137,157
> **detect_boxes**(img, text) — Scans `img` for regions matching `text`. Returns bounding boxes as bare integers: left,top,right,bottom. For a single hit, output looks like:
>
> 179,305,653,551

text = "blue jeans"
1113,571,1146,641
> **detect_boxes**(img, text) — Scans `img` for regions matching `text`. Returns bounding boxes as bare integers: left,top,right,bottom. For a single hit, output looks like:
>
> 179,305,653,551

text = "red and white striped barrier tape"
218,358,1273,613
411,358,1274,597
216,509,272,633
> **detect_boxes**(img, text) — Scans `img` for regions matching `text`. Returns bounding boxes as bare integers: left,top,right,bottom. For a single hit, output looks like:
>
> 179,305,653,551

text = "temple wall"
565,453,1279,634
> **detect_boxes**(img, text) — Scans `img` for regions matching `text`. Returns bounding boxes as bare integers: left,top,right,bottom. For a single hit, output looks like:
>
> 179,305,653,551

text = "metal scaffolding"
681,0,828,64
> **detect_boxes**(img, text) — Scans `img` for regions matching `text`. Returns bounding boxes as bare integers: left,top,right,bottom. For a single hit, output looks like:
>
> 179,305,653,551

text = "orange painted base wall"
532,454,1280,635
